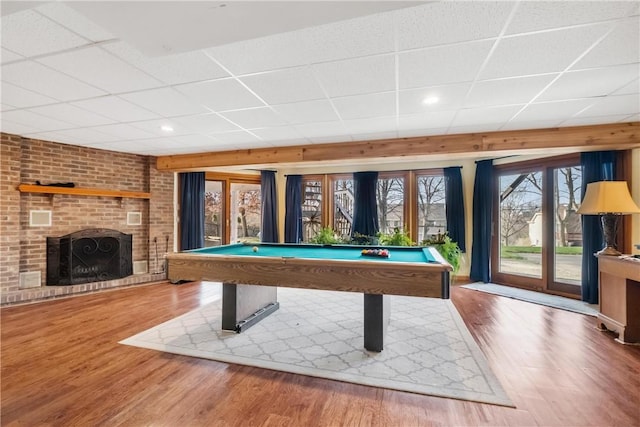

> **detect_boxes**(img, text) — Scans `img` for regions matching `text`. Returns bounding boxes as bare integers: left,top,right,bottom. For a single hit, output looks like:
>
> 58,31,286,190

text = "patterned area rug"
121,288,512,407
461,282,598,316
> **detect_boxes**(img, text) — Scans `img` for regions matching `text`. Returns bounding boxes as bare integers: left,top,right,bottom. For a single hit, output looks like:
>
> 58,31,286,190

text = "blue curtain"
352,171,379,237
444,166,466,252
284,175,303,243
179,172,205,251
580,151,616,304
261,170,279,243
469,160,493,282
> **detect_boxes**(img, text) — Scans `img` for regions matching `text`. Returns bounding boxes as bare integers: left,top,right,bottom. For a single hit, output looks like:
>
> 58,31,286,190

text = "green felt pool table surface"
187,243,438,264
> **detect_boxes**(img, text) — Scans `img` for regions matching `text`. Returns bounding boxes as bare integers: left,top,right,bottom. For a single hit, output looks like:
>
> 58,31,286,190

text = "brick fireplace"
0,133,175,305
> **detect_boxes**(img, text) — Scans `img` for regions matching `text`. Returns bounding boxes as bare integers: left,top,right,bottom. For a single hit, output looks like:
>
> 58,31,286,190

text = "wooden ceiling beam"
156,122,640,171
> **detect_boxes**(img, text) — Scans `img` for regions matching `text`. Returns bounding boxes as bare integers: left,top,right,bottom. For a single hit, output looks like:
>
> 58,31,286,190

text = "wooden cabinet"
596,255,640,344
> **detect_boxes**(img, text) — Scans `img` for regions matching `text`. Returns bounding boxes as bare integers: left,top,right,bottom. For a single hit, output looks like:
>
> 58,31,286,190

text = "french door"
492,156,583,297
203,174,261,246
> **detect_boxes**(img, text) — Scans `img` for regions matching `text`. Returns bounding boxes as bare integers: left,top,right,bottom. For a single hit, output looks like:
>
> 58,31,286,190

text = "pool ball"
252,246,259,252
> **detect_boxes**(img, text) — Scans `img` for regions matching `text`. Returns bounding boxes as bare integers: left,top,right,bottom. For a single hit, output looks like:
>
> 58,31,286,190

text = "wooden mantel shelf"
18,184,151,199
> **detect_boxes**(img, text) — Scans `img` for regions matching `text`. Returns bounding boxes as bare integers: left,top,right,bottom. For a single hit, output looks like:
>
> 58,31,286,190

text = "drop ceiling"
1,1,639,159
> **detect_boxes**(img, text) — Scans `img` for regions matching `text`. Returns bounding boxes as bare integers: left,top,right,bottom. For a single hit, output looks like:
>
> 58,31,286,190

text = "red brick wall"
1,133,175,304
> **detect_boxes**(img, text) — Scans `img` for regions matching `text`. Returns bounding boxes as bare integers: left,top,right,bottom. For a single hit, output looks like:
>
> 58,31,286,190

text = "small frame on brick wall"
127,211,142,226
30,210,52,227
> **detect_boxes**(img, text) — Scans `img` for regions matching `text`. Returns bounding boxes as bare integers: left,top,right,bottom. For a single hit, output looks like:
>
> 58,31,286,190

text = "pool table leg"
364,294,390,352
222,283,279,332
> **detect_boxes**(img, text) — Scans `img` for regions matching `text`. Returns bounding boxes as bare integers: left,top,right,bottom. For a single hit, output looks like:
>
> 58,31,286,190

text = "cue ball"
252,246,259,252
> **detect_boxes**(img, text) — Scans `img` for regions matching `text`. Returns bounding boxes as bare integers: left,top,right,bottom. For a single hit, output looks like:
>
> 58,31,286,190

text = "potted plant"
378,227,414,246
309,227,341,244
421,231,462,274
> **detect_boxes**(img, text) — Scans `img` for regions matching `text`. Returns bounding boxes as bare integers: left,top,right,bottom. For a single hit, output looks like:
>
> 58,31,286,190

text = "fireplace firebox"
47,228,133,286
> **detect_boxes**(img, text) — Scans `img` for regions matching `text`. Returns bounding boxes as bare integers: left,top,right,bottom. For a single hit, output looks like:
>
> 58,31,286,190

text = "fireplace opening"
47,229,133,286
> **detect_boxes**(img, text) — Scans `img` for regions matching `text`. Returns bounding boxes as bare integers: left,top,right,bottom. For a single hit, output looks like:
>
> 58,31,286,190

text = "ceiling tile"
38,46,162,93
170,113,241,134
466,74,558,107
1,119,41,135
1,48,23,64
395,2,513,50
30,103,116,127
95,138,170,153
130,118,195,137
272,99,339,124
250,126,306,144
87,123,157,140
612,77,640,95
537,64,639,101
240,67,325,104
1,81,57,108
35,2,114,42
448,123,507,134
43,127,119,144
170,134,219,148
332,92,396,120
293,121,349,139
207,9,395,75
399,41,494,89
499,119,566,131
104,42,229,85
1,103,15,112
120,87,208,117
561,114,636,127
343,116,398,134
576,94,640,117
71,96,160,122
398,126,449,138
450,105,523,127
2,60,105,101
220,107,288,129
398,111,457,131
175,78,264,112
1,9,88,57
480,23,613,79
573,18,640,69
208,130,261,145
2,109,74,131
399,83,471,115
313,54,395,97
506,1,636,35
516,99,597,122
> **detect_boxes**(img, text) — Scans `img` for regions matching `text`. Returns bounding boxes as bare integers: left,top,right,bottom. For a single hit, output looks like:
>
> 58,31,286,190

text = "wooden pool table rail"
166,248,452,299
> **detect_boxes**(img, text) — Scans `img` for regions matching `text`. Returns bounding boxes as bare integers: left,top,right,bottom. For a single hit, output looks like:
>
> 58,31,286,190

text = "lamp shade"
577,181,640,215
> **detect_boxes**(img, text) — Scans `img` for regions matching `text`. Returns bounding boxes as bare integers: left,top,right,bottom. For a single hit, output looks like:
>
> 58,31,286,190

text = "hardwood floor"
2,281,639,426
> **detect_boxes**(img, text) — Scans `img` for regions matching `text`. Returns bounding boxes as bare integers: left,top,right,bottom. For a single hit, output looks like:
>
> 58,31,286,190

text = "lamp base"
596,246,622,256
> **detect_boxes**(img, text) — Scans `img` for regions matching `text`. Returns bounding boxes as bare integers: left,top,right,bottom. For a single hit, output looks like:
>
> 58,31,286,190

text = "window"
332,176,354,240
416,173,446,242
377,174,405,234
302,177,323,242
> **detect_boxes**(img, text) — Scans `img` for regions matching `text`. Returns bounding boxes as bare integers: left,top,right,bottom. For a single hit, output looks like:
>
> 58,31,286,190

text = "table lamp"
577,181,640,256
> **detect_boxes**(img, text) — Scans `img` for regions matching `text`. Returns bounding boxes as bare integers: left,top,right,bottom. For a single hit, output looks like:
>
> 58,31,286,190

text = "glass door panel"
230,182,261,244
498,171,543,279
302,179,323,242
416,175,446,241
332,178,354,240
204,181,224,247
553,166,583,287
377,177,405,234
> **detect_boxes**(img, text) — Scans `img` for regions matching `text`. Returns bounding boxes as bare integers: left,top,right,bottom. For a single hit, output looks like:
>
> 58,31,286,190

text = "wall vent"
30,210,51,226
19,271,41,289
133,260,148,275
127,212,142,226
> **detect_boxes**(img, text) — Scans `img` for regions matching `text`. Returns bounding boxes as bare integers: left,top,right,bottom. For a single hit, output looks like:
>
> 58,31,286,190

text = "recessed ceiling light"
160,125,174,132
422,96,439,105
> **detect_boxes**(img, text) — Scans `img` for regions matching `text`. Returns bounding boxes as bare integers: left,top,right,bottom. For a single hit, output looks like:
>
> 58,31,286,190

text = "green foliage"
348,232,378,246
421,231,462,273
501,246,582,255
309,227,341,244
378,227,414,247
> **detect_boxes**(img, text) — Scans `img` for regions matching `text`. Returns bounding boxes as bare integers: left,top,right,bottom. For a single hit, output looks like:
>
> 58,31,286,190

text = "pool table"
166,243,452,351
